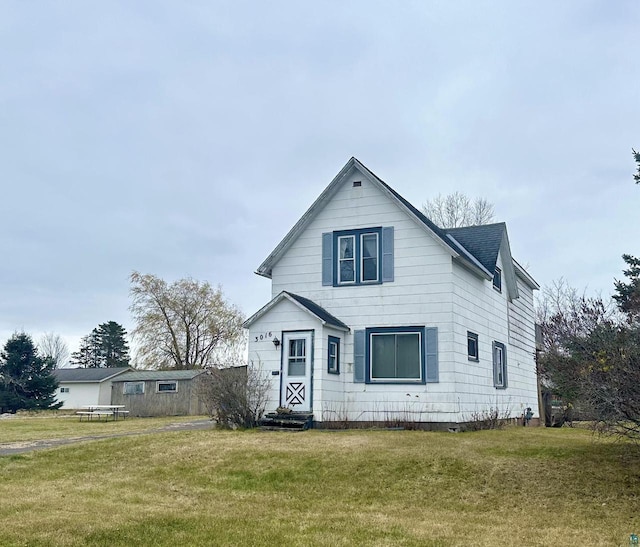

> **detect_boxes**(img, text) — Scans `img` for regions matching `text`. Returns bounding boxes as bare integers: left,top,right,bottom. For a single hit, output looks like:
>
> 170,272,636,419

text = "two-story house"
244,157,539,429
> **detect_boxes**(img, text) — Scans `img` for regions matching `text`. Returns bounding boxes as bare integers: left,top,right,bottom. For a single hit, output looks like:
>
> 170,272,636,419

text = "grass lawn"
0,424,639,546
0,413,203,444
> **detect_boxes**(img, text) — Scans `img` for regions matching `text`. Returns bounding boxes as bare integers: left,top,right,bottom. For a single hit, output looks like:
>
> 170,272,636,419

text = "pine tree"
69,322,130,368
0,333,61,413
614,254,640,323
70,329,103,368
97,321,130,368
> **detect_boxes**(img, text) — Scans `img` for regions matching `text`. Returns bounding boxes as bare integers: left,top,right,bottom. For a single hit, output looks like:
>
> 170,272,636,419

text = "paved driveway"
0,418,214,456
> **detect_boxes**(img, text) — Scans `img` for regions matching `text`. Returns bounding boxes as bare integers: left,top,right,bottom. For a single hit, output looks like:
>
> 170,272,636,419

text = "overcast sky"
1,1,639,359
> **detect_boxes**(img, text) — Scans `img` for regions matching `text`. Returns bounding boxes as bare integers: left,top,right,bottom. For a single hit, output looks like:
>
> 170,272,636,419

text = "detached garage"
110,370,207,417
53,367,133,409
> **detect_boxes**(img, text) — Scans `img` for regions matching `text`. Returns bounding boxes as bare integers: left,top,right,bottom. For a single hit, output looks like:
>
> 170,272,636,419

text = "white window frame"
124,381,145,395
328,336,340,374
493,341,507,388
156,381,178,393
360,232,379,283
337,234,356,285
60,387,70,393
369,330,423,383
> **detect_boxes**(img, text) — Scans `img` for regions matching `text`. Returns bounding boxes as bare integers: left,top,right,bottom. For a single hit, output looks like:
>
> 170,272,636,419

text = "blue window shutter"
354,330,365,383
382,226,394,282
322,232,333,286
425,327,438,383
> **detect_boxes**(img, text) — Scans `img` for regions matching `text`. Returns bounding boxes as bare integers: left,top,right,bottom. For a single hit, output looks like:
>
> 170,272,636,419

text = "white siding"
56,383,103,409
451,251,539,422
249,167,539,425
247,298,323,413
267,172,460,422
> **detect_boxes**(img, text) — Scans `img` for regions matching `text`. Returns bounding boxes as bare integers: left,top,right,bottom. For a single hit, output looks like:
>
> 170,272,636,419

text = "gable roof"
257,157,493,281
53,367,133,383
256,157,538,293
112,370,205,382
243,291,350,331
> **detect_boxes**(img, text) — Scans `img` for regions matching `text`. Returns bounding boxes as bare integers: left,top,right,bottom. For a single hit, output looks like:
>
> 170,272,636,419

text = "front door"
281,331,313,412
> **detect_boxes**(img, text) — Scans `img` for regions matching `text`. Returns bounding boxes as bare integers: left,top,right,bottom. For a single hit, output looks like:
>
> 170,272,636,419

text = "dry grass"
0,425,639,546
0,413,203,444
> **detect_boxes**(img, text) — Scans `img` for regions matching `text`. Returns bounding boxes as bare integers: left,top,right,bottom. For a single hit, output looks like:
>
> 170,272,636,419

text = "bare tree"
129,272,244,370
37,332,70,369
196,361,270,428
422,192,495,228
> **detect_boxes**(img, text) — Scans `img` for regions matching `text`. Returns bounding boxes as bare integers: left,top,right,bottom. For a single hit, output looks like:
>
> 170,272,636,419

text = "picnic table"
77,405,129,421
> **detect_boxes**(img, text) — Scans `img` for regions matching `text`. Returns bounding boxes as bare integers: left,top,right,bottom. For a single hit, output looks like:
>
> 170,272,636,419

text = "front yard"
0,418,638,545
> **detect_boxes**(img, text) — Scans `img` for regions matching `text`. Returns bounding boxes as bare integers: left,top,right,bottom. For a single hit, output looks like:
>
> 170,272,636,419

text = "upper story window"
335,228,381,285
493,267,502,292
322,227,394,287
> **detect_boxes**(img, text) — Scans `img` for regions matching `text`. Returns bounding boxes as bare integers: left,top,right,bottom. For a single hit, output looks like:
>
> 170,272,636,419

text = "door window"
288,338,306,376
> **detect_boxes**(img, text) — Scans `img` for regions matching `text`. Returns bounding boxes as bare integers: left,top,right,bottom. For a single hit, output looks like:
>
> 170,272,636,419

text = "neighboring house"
53,367,133,409
244,157,540,429
110,370,207,417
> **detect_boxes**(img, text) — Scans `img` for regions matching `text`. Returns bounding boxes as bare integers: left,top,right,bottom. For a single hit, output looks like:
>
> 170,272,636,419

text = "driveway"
0,418,214,456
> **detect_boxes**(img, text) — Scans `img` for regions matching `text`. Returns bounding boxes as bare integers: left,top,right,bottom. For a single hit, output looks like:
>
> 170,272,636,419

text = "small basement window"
157,381,178,393
60,387,70,393
124,382,144,395
467,332,479,362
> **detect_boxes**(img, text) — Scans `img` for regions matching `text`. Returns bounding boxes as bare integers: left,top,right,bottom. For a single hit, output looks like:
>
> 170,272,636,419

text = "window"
334,228,381,285
288,338,306,376
493,267,502,292
157,381,177,393
124,381,144,395
493,341,507,388
327,336,340,374
366,327,424,383
60,387,69,393
467,332,479,361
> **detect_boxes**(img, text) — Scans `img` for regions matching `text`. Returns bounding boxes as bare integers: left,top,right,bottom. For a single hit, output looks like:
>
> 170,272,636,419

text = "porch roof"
243,291,350,332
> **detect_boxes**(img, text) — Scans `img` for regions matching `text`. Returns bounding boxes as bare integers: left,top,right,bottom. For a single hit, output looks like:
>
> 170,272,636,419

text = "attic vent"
353,181,362,187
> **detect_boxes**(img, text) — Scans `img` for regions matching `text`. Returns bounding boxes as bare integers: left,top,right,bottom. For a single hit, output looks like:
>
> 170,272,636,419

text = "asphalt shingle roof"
445,223,506,273
284,292,350,330
113,370,205,382
53,367,132,383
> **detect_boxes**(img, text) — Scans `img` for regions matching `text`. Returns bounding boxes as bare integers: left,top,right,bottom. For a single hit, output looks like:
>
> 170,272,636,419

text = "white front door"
281,331,313,412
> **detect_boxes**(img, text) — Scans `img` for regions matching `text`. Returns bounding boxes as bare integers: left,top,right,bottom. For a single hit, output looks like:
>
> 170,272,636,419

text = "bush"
196,363,269,429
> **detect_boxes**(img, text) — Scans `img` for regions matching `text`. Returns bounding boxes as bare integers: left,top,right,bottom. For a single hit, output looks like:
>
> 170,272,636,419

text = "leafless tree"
129,272,244,370
37,332,70,369
196,361,270,428
422,192,495,228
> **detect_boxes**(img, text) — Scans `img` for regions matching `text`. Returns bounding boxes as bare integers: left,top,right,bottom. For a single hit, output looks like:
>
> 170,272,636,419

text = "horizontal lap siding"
267,172,458,422
451,254,538,420
247,299,321,414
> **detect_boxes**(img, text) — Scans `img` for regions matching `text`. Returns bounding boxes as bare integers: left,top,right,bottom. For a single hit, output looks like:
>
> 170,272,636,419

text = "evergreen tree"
70,322,130,368
70,329,103,368
0,333,61,413
97,321,130,368
614,254,640,323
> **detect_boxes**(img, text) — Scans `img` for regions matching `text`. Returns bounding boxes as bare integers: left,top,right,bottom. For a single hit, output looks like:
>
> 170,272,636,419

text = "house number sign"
254,331,274,342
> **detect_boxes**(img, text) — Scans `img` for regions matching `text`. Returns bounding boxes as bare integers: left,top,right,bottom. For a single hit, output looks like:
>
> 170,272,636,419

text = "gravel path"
0,418,214,456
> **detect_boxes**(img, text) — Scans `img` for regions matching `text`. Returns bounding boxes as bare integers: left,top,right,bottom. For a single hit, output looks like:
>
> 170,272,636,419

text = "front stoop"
259,411,314,431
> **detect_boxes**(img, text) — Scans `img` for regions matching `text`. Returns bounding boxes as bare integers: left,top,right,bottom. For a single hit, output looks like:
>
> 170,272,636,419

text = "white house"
244,158,539,429
53,367,133,409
